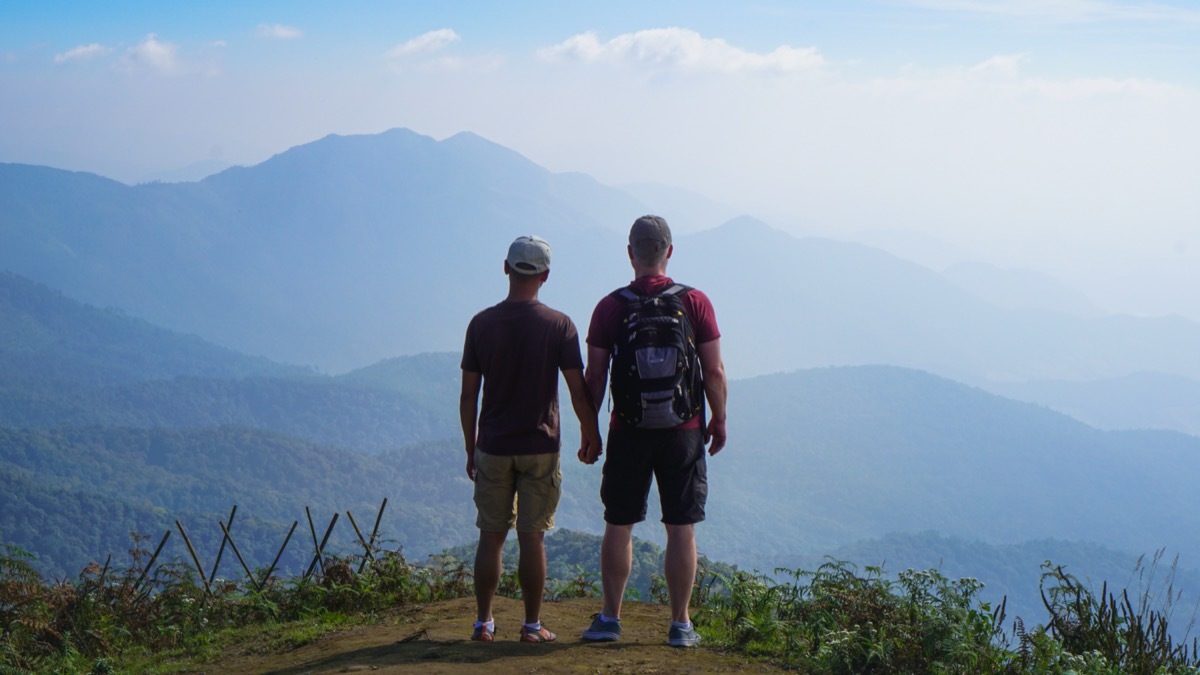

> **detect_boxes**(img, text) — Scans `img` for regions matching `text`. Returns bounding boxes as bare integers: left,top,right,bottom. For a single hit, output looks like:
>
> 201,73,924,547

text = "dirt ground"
204,596,790,674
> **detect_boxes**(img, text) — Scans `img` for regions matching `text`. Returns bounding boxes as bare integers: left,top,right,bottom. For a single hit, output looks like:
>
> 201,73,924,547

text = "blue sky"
3,0,1200,320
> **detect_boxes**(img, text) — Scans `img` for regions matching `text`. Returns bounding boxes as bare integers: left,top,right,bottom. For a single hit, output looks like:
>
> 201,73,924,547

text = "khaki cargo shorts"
473,449,562,533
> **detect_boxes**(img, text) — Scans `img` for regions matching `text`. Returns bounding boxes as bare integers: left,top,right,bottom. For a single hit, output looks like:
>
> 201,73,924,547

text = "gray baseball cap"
629,215,672,260
506,235,552,274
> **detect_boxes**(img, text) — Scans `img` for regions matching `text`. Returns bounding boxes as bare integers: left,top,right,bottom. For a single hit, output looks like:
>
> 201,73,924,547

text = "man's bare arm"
459,370,482,480
585,345,611,419
697,339,727,455
563,368,603,464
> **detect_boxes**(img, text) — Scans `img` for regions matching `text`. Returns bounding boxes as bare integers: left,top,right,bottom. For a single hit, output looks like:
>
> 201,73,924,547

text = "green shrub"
697,557,1200,674
6,535,1200,675
1029,557,1199,674
697,559,1010,673
0,537,474,673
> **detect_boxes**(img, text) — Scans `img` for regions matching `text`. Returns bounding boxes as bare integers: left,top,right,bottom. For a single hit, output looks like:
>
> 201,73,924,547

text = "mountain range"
3,127,1200,624
1,129,638,372
4,128,1198,437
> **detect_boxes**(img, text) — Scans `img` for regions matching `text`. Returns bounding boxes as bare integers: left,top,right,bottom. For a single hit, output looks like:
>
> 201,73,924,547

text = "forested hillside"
0,275,469,576
0,427,473,578
5,305,1200,595
1,271,459,450
708,367,1200,567
0,373,457,453
0,272,302,385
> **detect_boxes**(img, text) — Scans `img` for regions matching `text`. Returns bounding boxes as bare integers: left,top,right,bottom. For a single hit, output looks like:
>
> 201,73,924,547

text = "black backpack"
608,284,704,428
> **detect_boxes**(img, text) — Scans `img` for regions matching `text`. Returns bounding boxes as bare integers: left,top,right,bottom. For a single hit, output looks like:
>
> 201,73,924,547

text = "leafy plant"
0,534,477,673
1034,555,1199,674
547,565,600,600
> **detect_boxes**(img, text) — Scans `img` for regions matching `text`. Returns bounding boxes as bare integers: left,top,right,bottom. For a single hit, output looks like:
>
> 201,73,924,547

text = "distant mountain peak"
443,130,489,144
440,130,548,176
715,215,773,231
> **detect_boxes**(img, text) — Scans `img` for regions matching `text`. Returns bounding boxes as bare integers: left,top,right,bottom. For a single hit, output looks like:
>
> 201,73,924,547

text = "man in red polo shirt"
579,216,728,648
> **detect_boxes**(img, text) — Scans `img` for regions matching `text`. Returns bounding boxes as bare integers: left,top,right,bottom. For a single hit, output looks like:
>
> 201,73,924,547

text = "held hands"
705,418,727,455
577,429,603,465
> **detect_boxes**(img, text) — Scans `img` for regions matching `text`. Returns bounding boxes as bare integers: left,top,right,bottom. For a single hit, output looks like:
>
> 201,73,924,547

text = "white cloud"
903,0,1200,24
971,53,1030,77
538,28,824,74
119,34,180,74
893,54,1179,99
256,23,303,40
1021,74,1181,101
54,43,111,64
541,32,605,62
386,29,460,58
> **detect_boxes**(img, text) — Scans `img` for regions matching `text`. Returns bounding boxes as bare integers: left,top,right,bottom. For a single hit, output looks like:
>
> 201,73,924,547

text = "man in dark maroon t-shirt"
579,216,728,648
461,235,602,644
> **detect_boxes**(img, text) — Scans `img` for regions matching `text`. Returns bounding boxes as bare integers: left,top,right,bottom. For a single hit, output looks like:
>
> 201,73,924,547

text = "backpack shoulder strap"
613,286,640,303
604,284,643,300
660,284,692,298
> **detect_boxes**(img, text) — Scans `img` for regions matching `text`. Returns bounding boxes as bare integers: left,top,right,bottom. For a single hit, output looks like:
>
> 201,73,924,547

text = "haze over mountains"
2,129,641,372
4,127,1200,435
3,127,1200,623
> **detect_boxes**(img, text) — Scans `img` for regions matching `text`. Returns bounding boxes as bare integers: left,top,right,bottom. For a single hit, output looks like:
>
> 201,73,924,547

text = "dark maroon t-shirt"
586,275,721,430
461,299,584,455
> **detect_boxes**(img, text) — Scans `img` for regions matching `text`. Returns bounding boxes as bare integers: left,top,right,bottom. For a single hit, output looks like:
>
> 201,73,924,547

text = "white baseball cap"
506,235,552,274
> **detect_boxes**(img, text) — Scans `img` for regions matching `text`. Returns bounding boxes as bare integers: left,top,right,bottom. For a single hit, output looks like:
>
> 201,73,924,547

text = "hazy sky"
3,1,1199,320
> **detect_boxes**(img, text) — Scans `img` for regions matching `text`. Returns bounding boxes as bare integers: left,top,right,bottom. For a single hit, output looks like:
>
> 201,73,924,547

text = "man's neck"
632,264,668,279
506,280,541,302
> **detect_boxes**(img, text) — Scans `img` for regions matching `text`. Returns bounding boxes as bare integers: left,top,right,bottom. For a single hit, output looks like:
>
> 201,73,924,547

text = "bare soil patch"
203,596,788,674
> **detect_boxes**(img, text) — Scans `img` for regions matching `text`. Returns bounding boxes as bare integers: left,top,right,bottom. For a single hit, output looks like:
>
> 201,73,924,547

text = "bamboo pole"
175,520,211,596
218,519,257,591
366,498,388,553
357,497,388,574
305,506,324,576
209,505,237,582
346,510,375,574
133,530,171,593
304,512,339,580
261,521,298,589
